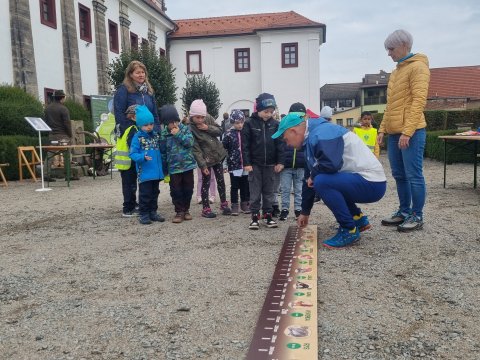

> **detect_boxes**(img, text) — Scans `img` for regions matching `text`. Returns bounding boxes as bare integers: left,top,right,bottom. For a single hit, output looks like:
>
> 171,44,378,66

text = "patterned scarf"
136,83,148,94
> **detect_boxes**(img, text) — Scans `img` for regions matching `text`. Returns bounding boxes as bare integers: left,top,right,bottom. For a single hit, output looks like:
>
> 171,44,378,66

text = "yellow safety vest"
114,125,137,170
353,127,377,153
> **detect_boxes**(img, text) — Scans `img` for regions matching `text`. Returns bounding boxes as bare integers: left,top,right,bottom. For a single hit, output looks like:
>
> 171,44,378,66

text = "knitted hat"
320,106,333,119
189,99,207,117
255,93,276,112
289,102,306,114
125,104,138,115
229,109,245,124
159,104,180,125
135,105,154,128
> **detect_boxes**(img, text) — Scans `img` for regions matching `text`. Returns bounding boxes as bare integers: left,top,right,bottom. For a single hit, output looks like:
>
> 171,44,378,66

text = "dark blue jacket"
282,145,305,169
114,84,160,136
222,128,244,171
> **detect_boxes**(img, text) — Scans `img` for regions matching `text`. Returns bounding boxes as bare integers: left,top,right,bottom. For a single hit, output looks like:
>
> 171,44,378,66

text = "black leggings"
201,163,226,209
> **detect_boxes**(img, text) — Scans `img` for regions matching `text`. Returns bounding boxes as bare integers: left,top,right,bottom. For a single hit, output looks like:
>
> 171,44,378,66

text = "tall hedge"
425,129,478,163
64,99,93,133
0,85,44,136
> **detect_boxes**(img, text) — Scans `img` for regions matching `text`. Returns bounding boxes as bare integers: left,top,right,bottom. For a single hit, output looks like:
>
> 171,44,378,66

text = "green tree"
64,99,93,133
181,74,222,119
107,45,177,107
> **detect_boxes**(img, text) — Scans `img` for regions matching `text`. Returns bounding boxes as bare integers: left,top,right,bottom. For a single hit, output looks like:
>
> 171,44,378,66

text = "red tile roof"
429,66,480,99
170,11,325,39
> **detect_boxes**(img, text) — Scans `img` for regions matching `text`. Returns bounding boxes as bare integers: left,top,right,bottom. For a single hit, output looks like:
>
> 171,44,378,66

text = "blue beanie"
256,93,276,112
229,109,245,124
135,105,154,128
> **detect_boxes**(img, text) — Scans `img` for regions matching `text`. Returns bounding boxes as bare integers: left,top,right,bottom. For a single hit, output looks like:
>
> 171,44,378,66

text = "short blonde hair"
122,60,154,94
384,29,413,52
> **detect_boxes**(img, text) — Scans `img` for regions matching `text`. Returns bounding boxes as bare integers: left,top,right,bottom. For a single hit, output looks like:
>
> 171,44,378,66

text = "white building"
1,0,175,103
169,11,326,116
2,3,325,116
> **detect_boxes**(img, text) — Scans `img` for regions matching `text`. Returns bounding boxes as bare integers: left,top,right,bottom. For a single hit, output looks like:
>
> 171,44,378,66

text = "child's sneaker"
139,214,152,225
202,207,217,218
122,209,139,217
220,201,232,215
249,214,260,230
183,212,192,220
209,196,216,204
150,212,165,222
279,209,289,221
294,210,301,220
240,201,251,214
353,213,371,232
172,212,184,223
322,227,360,248
263,213,278,228
272,205,280,218
231,203,240,216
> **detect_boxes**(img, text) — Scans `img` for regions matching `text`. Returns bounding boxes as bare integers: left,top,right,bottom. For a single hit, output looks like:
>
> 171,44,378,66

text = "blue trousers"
280,168,304,211
387,129,426,218
314,172,386,229
138,180,160,216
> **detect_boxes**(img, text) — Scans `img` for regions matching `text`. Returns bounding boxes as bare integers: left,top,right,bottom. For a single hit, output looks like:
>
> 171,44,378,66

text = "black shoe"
263,213,278,228
139,214,152,225
272,205,280,218
294,210,301,220
150,212,165,222
249,214,260,230
279,209,289,221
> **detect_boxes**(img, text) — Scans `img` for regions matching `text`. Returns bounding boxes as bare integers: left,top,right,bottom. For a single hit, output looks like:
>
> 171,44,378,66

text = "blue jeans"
313,173,386,229
387,129,426,219
280,168,304,211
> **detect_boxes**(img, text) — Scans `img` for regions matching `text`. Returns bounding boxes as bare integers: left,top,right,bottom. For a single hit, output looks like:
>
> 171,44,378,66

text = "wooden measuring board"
246,225,318,359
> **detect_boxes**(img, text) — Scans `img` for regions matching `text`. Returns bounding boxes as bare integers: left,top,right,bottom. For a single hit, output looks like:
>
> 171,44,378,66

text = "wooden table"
39,144,114,186
438,135,480,189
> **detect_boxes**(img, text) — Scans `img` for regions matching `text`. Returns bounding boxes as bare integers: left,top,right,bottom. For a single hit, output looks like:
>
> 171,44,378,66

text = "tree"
181,74,222,119
107,45,177,107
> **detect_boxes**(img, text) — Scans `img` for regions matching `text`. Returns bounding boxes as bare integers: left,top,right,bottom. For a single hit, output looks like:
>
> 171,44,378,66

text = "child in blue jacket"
129,105,165,225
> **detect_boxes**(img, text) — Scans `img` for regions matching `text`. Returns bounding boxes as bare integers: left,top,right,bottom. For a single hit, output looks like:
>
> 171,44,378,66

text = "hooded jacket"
190,114,227,169
160,123,197,175
241,113,285,167
129,129,164,183
379,53,430,137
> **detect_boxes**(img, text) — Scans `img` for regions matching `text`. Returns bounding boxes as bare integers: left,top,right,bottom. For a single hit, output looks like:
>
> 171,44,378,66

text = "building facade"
1,0,175,103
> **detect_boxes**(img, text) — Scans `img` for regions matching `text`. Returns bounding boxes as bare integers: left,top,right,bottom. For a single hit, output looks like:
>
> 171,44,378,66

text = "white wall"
0,0,13,85
169,28,323,118
30,0,65,102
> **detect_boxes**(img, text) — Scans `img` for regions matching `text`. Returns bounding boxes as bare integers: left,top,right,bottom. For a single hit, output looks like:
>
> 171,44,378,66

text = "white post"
35,131,52,192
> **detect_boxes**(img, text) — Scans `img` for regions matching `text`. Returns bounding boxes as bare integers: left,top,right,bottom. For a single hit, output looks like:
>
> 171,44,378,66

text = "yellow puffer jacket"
379,53,430,137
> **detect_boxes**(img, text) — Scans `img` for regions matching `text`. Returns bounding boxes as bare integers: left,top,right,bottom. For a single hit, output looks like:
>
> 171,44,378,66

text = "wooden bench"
0,163,9,187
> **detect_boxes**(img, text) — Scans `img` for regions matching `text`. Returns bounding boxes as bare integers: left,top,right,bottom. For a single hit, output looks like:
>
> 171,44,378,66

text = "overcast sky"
165,0,480,86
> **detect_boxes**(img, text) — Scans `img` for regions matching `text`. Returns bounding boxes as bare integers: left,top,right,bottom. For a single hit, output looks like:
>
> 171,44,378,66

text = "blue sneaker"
139,214,152,225
322,227,360,249
353,213,372,232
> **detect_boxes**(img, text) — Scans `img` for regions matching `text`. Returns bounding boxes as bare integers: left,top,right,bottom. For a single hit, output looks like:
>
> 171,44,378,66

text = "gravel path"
0,156,479,359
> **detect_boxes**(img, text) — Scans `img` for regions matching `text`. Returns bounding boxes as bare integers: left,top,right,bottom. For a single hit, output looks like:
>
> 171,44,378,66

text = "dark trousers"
248,165,275,215
229,173,250,204
138,179,160,216
201,163,226,209
169,170,194,213
120,165,137,213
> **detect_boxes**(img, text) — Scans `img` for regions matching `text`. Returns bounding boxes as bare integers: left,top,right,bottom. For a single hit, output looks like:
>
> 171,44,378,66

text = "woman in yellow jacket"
377,29,430,232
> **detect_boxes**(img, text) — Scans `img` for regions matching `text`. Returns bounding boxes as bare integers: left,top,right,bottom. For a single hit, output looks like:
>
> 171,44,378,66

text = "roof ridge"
173,10,299,22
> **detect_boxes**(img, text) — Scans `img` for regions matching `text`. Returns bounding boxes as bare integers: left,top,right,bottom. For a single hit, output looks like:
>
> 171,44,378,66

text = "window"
235,48,250,72
338,99,353,108
323,100,337,108
159,48,166,57
141,38,149,47
240,109,250,117
347,118,354,127
39,0,56,29
78,4,92,42
282,43,298,68
336,119,344,126
108,20,119,53
130,32,138,50
44,88,55,104
186,51,202,74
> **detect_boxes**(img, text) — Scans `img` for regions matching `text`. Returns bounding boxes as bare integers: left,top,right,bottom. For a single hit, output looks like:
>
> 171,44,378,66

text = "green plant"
0,85,44,136
0,135,46,180
64,99,93,133
181,74,222,119
107,45,177,107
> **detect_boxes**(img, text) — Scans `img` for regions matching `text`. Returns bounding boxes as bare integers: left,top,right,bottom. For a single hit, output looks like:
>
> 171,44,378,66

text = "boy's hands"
244,166,253,172
144,154,152,161
274,164,284,173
